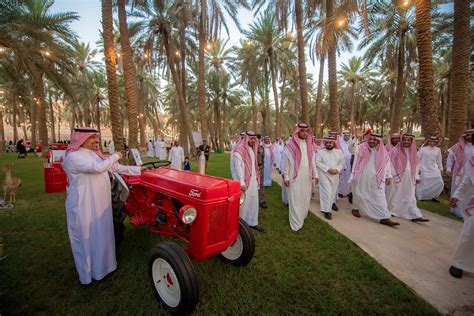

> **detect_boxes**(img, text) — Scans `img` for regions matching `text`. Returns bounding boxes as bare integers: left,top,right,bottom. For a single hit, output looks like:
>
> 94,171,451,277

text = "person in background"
184,156,191,171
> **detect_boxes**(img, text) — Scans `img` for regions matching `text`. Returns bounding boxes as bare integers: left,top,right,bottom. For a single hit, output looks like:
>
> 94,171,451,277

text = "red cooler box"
44,162,67,193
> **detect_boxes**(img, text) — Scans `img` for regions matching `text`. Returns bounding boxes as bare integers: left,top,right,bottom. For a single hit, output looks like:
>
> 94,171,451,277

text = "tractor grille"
207,204,227,246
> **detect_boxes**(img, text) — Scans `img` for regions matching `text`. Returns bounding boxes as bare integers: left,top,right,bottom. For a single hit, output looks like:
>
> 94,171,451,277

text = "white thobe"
283,139,316,231
263,146,272,187
280,153,288,204
337,140,354,196
147,142,154,158
108,141,115,154
351,149,392,220
63,148,141,284
168,146,184,169
447,143,474,218
451,173,474,273
386,152,422,220
415,146,444,200
273,144,284,171
233,148,259,226
154,140,161,158
230,148,236,179
159,141,167,160
317,149,344,213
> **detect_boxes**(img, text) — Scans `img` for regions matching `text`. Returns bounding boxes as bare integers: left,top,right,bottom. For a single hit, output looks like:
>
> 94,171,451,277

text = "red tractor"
112,161,255,315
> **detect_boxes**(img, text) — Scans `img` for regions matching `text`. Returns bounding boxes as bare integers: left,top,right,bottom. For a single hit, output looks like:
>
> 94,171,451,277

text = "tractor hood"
139,167,241,205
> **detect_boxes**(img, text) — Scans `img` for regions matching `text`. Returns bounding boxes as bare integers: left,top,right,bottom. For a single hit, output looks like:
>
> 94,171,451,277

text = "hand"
450,197,458,208
141,165,152,172
115,151,122,160
446,171,452,177
284,180,290,187
313,178,319,185
385,178,392,186
329,169,338,175
240,184,247,192
416,179,421,184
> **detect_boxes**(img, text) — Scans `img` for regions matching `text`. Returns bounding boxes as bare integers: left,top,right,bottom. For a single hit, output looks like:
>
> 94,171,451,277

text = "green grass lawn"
0,153,439,315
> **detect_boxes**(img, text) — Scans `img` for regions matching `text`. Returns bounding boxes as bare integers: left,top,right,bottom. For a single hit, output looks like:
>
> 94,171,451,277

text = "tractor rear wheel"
110,176,126,247
218,219,255,266
149,242,199,315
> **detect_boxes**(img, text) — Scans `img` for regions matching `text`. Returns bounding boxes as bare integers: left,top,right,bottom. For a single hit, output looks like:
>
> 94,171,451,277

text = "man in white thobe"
154,138,161,158
448,156,474,279
416,136,444,201
317,136,344,220
272,138,284,173
233,131,263,232
386,133,429,222
63,127,141,285
168,141,184,169
159,137,167,160
351,133,399,227
231,133,245,180
147,139,154,158
263,136,273,187
283,123,317,233
108,140,115,154
337,131,354,199
447,130,474,218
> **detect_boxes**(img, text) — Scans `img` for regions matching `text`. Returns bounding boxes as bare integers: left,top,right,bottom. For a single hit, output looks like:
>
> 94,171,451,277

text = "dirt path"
272,170,474,315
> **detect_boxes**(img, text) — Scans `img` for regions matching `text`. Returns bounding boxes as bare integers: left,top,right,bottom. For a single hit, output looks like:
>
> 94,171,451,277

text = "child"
184,156,191,171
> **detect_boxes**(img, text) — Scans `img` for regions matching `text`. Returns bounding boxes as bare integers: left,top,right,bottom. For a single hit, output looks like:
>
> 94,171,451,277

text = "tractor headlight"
239,192,246,205
179,206,197,224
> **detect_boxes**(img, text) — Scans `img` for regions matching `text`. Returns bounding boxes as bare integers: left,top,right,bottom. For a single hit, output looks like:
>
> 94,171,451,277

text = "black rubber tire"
148,242,199,315
110,176,126,247
218,219,255,266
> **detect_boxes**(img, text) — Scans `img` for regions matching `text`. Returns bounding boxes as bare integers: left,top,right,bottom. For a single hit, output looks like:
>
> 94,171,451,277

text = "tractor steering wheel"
141,160,171,169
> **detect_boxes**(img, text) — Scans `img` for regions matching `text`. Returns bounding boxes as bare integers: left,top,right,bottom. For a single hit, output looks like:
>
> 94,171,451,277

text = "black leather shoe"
348,192,353,204
250,225,265,232
449,266,463,279
260,202,268,209
338,194,344,198
322,212,332,220
332,203,339,211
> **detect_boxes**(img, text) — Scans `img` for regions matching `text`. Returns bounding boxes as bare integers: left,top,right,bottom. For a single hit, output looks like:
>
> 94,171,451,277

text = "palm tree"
102,0,124,153
415,0,439,136
448,0,470,145
196,0,249,142
294,0,309,123
358,0,417,133
117,0,139,149
136,0,197,156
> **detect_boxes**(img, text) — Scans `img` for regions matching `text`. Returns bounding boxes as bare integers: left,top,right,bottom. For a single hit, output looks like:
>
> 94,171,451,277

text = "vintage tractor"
111,161,255,315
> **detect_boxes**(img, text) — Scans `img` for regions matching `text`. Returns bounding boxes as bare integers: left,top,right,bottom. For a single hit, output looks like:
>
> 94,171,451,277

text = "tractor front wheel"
218,219,255,266
149,242,199,315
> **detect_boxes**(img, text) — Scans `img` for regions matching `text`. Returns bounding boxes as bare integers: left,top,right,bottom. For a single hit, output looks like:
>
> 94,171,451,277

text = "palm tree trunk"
0,109,4,152
117,0,139,149
30,98,36,146
251,89,257,131
295,0,309,123
198,0,210,142
49,94,56,141
138,83,146,146
448,0,470,146
269,51,280,139
415,0,439,137
326,0,340,132
391,29,406,133
279,74,287,138
163,34,196,156
95,96,101,133
314,55,325,136
12,99,18,143
102,0,124,153
31,69,48,153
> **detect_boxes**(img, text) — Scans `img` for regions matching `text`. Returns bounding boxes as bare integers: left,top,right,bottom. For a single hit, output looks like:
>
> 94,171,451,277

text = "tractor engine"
124,187,188,237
